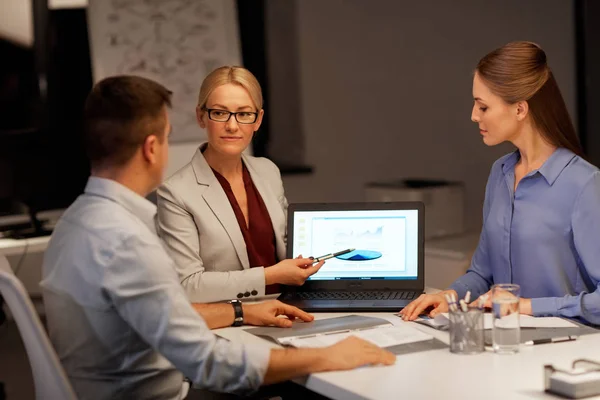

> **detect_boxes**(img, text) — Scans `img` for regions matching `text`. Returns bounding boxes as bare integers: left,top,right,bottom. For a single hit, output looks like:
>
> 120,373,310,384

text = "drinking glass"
491,283,520,354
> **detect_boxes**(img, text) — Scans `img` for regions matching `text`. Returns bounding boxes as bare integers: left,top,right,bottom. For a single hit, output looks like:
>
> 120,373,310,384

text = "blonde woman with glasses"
157,66,323,303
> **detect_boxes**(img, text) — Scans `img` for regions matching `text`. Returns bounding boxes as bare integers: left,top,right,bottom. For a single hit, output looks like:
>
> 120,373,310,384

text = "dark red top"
212,164,280,294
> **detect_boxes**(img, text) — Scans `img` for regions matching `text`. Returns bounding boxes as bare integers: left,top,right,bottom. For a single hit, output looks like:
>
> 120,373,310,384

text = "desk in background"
0,210,63,296
424,232,479,290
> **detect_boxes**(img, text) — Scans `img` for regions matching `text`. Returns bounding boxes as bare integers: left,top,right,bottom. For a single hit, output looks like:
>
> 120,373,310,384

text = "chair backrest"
0,255,77,400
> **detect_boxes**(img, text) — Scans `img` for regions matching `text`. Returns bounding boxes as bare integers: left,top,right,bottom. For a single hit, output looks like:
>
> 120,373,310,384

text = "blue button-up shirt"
450,148,600,325
41,177,270,400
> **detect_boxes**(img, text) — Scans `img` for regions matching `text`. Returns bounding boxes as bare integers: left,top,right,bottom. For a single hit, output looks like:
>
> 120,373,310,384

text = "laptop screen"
290,208,420,281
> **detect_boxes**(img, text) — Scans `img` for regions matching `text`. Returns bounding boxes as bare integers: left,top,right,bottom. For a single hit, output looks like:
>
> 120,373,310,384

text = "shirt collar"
501,148,576,186
501,151,521,175
84,177,158,233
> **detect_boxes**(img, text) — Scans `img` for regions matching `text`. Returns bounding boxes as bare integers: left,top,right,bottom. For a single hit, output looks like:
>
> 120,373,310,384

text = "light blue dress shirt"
450,148,600,325
41,177,270,400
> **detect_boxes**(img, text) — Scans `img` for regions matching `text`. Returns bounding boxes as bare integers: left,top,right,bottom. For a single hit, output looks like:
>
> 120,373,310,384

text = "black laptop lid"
284,202,425,292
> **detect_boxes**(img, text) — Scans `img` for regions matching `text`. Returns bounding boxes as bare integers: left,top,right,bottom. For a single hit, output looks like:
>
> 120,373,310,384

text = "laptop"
278,202,425,312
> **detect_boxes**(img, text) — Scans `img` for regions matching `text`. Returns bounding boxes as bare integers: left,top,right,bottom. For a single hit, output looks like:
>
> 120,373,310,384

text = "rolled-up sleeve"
103,234,270,394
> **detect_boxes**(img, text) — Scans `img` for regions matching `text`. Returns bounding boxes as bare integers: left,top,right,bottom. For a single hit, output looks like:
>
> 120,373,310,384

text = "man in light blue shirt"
41,76,395,400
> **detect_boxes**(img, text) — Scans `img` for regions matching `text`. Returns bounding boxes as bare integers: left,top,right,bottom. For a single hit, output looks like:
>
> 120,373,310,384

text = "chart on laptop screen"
291,209,419,280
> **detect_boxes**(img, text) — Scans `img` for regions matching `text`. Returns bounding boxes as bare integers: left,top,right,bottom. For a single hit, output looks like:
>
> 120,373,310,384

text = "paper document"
279,324,433,349
483,314,578,330
413,314,450,330
419,313,578,330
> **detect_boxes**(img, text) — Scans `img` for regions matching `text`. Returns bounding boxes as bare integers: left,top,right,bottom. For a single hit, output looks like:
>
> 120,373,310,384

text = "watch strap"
230,300,244,327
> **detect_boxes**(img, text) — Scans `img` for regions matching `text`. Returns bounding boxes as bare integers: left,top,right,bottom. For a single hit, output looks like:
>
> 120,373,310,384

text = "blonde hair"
197,66,263,110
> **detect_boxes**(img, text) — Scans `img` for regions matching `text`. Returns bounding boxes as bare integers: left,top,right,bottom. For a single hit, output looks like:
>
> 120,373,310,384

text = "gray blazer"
156,144,288,303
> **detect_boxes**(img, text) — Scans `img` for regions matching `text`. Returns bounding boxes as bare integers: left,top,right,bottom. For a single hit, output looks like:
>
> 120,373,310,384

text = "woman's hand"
471,290,532,315
399,290,457,321
264,258,324,286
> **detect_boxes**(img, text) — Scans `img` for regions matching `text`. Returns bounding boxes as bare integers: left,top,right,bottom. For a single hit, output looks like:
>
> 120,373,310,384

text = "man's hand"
243,300,314,328
263,336,395,385
264,258,324,286
399,290,457,321
320,336,396,370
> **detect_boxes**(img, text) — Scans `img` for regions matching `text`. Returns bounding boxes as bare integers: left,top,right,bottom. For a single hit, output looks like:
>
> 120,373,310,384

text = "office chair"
0,255,77,400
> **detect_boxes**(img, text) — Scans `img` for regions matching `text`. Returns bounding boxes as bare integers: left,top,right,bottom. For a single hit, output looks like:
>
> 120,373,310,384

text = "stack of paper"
279,324,434,349
247,314,436,349
485,314,577,330
414,313,578,330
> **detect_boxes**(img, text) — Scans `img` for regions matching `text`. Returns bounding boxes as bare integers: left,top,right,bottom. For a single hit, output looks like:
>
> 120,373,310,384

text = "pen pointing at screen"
311,248,355,263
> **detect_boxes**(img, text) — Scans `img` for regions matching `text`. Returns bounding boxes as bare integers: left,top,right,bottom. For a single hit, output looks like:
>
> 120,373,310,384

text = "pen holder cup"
449,307,484,354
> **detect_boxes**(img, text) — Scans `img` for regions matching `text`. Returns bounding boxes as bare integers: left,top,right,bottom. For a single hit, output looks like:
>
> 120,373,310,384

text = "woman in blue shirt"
401,41,600,325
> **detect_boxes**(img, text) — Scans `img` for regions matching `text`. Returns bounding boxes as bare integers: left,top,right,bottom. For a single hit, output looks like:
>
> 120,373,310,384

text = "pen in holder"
448,306,484,354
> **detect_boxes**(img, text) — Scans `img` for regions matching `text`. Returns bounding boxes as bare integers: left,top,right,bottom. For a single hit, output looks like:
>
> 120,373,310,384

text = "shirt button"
237,293,244,299
244,291,251,297
251,290,258,296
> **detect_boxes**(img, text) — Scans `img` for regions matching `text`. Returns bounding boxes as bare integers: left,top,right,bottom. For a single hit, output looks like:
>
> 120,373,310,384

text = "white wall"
0,0,86,48
0,0,33,47
86,0,242,144
281,0,576,232
166,141,203,178
49,0,88,8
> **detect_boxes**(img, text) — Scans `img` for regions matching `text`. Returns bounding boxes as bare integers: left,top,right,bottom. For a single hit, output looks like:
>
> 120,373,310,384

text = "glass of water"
492,283,520,354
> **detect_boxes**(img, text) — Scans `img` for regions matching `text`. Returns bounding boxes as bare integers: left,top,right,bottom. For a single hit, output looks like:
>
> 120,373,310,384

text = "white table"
214,312,600,400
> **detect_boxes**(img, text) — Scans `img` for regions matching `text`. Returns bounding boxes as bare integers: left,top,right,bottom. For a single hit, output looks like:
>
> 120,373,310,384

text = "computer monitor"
286,202,425,293
290,208,420,281
0,127,67,238
0,7,92,238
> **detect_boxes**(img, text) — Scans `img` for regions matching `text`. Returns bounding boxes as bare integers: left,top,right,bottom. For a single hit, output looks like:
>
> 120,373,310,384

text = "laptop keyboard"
282,291,419,301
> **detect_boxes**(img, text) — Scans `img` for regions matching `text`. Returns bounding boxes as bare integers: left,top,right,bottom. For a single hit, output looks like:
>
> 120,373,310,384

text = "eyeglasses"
203,108,258,124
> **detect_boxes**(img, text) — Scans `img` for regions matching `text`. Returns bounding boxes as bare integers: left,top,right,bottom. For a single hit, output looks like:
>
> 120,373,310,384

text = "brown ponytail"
476,41,583,157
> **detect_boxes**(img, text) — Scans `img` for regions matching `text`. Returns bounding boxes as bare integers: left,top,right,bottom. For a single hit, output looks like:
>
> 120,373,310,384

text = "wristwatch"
229,299,244,327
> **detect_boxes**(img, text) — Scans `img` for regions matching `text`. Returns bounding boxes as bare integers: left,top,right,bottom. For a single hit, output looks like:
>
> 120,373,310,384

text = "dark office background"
0,5,91,225
576,0,600,167
0,0,599,231
1,2,600,399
